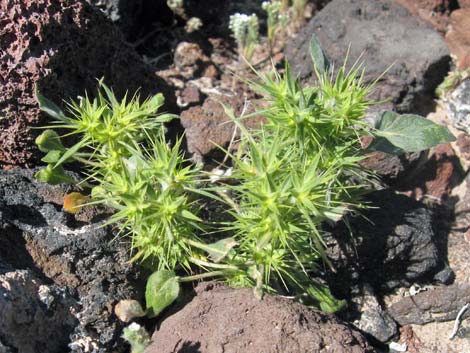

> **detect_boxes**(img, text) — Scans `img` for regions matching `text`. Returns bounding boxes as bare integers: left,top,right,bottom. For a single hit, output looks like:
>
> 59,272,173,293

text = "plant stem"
179,270,226,282
189,257,239,271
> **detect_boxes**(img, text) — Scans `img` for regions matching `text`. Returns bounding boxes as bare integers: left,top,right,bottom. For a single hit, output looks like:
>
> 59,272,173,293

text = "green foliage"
309,34,329,75
35,80,205,272
436,67,470,98
35,35,455,319
203,51,375,305
369,111,456,154
145,270,180,318
122,323,151,353
229,13,260,62
262,1,288,50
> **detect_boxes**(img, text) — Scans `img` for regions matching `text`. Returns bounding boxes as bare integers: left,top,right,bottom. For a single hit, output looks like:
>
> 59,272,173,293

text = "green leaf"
205,237,237,263
35,86,66,120
305,281,346,314
145,270,180,318
53,139,88,168
181,209,203,222
370,111,456,155
323,205,348,222
309,34,329,75
35,130,65,153
41,150,63,163
98,79,120,109
145,93,165,112
35,165,76,185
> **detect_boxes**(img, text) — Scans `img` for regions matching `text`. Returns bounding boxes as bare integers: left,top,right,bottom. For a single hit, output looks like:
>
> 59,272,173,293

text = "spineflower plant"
35,35,455,319
228,12,260,62
262,1,288,51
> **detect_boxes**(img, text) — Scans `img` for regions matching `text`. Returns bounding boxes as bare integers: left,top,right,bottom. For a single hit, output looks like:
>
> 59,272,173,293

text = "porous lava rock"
0,269,78,353
144,282,375,353
388,283,470,325
459,0,470,7
351,284,398,342
0,169,144,353
0,0,173,169
180,95,264,162
360,149,422,183
325,190,451,295
285,0,450,115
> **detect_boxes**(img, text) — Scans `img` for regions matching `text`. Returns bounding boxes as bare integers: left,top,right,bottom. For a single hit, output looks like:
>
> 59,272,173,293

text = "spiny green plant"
145,36,455,315
35,35,456,320
35,80,206,272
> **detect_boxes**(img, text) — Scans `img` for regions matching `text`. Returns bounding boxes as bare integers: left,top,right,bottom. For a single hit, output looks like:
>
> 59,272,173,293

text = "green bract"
35,35,455,320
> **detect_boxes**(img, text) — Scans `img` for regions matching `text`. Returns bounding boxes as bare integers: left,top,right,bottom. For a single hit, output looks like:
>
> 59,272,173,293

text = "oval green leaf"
145,270,180,318
370,111,456,155
35,165,76,185
35,130,65,153
35,86,66,120
309,34,330,75
41,150,63,164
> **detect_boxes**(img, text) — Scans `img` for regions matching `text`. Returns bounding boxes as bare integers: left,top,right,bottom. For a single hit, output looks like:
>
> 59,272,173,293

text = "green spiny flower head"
229,13,259,61
91,134,205,271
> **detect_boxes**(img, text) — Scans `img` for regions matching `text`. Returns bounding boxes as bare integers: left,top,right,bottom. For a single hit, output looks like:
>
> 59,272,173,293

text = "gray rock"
352,284,398,342
285,0,450,115
0,270,78,353
446,79,470,133
0,341,14,353
388,283,470,325
325,190,450,294
0,169,144,353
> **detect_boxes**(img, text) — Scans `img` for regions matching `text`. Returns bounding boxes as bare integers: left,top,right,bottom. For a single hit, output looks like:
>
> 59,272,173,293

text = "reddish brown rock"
457,133,470,160
180,95,264,162
459,0,470,8
361,151,422,182
401,143,463,202
399,326,424,353
145,282,374,353
445,9,470,70
395,0,458,32
0,0,173,169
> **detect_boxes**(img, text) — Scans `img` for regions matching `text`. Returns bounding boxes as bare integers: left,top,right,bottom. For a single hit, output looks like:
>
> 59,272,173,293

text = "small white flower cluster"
228,13,259,60
262,1,289,46
229,13,259,42
262,1,281,15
